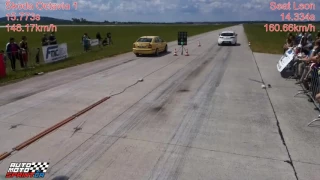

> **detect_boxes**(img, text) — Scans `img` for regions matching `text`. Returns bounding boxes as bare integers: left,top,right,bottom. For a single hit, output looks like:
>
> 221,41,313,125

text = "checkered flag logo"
28,162,50,173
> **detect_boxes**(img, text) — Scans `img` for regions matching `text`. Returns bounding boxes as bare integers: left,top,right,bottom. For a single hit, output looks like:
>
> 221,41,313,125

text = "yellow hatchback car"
133,36,168,57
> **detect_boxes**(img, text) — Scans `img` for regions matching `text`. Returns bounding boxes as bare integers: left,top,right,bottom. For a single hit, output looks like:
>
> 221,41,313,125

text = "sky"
1,0,320,22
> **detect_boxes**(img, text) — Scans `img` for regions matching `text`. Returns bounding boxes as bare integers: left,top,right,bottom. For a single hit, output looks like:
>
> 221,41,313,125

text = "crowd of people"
0,31,114,73
41,32,58,46
82,32,113,51
0,32,57,72
283,31,320,54
2,36,30,71
283,31,320,107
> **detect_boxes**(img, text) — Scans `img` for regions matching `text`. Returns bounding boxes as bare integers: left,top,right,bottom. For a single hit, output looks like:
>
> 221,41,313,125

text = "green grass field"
0,25,231,85
243,23,320,54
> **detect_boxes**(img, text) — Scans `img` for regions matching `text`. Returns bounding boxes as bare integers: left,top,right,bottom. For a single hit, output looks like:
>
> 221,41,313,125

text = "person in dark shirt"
19,36,28,68
35,48,40,64
82,33,90,52
107,32,113,45
49,32,57,45
6,37,20,71
42,33,49,46
96,32,102,48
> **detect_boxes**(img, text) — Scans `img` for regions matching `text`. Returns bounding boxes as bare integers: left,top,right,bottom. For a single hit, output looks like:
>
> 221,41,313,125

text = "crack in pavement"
252,53,299,180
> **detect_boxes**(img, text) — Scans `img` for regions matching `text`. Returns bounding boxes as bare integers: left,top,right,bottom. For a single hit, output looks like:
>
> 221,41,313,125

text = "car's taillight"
148,44,152,48
133,44,136,48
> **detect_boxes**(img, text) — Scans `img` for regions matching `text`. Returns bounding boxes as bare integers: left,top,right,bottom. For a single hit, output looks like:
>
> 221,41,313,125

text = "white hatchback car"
218,31,237,46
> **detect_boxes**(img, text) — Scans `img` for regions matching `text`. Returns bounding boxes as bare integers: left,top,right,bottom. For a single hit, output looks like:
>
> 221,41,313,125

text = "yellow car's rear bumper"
133,48,155,55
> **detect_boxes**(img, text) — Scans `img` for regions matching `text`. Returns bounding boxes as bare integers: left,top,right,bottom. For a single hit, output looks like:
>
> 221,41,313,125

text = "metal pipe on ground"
14,96,110,151
0,96,111,161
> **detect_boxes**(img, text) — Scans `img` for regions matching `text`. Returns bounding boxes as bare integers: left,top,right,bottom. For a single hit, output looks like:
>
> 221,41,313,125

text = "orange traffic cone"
185,49,189,56
198,41,201,47
174,48,178,56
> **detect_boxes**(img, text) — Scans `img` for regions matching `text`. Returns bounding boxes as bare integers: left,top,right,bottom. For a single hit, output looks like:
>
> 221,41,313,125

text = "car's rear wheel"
164,45,168,53
155,49,159,56
135,53,140,57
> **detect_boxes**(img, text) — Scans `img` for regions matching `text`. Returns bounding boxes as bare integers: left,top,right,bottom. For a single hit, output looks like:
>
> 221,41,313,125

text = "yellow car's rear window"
137,38,152,42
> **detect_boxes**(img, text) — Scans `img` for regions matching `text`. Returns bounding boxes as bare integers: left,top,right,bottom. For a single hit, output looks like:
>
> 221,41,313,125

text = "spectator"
107,32,113,45
0,50,6,65
296,40,320,85
296,39,319,79
0,50,6,77
283,33,294,53
316,31,320,40
96,32,102,48
19,36,28,68
49,32,57,45
301,33,311,55
82,33,91,50
41,33,49,46
316,93,320,103
35,48,40,64
6,37,20,71
305,31,313,47
82,33,90,52
102,37,108,46
295,31,303,45
81,33,90,40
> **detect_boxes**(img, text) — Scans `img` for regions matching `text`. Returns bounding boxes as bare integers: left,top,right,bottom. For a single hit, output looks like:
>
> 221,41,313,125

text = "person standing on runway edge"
19,36,29,68
6,37,20,71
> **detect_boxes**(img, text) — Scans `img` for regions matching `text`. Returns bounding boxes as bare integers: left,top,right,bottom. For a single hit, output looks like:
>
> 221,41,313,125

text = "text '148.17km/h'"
6,24,57,33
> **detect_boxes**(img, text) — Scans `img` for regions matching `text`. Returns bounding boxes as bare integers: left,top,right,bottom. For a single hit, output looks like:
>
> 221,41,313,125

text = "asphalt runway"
0,24,317,179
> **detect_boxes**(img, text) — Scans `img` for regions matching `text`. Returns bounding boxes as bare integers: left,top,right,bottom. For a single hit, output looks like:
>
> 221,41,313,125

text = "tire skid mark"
47,43,222,179
148,47,232,180
110,44,222,138
150,45,223,112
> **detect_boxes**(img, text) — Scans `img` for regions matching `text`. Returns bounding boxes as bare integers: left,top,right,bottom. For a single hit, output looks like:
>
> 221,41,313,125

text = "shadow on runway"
137,51,172,57
218,43,241,46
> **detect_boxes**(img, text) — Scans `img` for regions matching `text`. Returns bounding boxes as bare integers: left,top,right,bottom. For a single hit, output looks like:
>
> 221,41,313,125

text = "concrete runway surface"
0,24,318,180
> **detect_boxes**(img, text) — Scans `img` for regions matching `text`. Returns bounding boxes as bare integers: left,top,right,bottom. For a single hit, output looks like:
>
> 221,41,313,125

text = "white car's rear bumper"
218,38,236,44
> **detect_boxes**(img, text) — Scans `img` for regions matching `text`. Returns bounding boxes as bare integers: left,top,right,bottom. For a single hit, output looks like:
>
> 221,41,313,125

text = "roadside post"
178,32,188,55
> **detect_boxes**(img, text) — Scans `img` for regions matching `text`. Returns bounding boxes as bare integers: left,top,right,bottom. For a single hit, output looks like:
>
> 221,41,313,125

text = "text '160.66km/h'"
264,1,317,33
